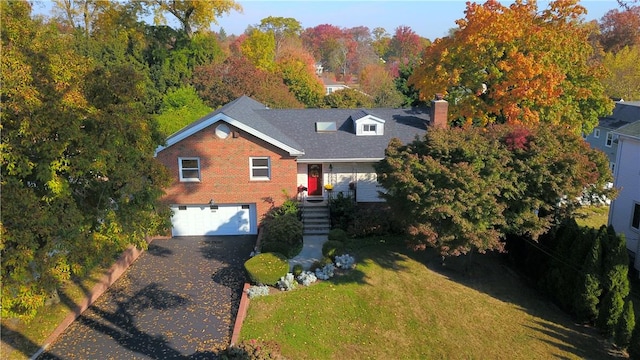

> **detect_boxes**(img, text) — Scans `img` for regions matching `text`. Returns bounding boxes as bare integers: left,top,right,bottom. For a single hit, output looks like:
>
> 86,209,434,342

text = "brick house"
155,95,446,237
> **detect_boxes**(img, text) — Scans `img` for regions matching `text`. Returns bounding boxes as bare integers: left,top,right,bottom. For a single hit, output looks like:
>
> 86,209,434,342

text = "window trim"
178,157,201,182
363,124,377,133
605,132,613,147
594,129,600,138
250,156,271,181
632,202,640,231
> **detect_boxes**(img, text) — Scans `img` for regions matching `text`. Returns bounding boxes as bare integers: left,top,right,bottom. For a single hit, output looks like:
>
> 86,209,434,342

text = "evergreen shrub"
322,240,345,258
292,264,303,277
244,252,289,286
260,213,303,258
328,228,349,243
615,300,635,349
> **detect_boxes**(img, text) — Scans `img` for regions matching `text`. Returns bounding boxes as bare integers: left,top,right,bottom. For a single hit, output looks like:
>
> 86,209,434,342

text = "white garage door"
170,204,256,236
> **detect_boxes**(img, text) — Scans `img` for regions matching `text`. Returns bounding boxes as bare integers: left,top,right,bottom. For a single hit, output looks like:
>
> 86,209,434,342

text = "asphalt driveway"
40,235,256,360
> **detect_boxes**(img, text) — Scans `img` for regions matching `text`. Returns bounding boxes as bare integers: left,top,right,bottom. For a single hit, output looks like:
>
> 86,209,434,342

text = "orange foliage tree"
409,0,613,134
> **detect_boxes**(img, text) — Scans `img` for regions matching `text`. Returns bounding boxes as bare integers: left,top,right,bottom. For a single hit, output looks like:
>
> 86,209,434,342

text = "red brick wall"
156,122,298,222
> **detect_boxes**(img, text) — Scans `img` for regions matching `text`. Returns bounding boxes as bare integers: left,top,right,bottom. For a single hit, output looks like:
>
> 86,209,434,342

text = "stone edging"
30,242,149,360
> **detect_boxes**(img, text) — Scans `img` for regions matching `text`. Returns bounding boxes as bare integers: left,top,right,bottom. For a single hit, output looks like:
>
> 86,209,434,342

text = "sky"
213,0,623,40
31,0,623,41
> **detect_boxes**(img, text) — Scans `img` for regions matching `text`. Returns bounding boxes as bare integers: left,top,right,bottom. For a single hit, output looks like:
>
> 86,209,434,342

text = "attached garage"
170,204,257,236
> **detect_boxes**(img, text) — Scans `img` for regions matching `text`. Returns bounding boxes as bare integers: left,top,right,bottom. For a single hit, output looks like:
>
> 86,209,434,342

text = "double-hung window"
179,157,200,182
250,157,271,180
363,124,377,133
606,132,614,147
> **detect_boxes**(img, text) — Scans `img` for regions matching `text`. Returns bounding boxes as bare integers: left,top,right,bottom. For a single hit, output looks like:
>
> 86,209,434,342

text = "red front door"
307,164,322,196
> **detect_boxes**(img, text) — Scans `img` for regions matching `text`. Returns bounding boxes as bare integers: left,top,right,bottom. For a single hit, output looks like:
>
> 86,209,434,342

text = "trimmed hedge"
244,252,289,286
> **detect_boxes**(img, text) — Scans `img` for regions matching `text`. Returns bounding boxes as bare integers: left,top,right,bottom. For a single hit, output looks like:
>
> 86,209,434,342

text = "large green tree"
375,124,613,256
602,45,640,100
144,0,242,38
409,0,612,134
276,41,325,107
256,16,302,60
1,1,170,319
156,85,212,136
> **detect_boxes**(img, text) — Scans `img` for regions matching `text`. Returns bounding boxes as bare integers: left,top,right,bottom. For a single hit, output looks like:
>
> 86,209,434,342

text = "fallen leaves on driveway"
40,236,255,359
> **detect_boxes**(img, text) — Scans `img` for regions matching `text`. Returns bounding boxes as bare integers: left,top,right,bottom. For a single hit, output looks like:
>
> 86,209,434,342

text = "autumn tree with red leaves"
598,5,640,53
409,0,613,134
192,55,302,108
388,25,427,62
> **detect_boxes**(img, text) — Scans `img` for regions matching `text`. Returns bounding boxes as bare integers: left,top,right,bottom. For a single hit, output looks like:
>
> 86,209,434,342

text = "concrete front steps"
301,201,330,236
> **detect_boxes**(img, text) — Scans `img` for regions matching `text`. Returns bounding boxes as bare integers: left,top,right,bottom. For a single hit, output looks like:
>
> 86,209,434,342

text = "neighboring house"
607,120,640,273
154,95,447,237
321,77,351,95
584,101,640,173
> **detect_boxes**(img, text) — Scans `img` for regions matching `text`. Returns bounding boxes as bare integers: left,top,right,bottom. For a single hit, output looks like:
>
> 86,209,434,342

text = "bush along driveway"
39,235,255,359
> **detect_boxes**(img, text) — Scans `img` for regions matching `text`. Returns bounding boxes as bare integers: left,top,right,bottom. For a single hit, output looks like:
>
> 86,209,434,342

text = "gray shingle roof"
599,102,640,130
165,96,304,153
162,96,432,160
613,120,640,140
256,107,429,160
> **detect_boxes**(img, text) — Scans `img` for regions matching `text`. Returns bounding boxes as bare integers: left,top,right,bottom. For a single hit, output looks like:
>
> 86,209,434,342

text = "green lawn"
240,243,620,359
575,205,610,229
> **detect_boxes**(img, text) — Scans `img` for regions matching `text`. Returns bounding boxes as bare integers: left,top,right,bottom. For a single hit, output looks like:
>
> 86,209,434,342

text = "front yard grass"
240,243,618,359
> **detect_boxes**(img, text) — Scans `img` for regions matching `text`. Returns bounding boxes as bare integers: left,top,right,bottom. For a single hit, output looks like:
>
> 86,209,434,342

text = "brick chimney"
429,93,448,129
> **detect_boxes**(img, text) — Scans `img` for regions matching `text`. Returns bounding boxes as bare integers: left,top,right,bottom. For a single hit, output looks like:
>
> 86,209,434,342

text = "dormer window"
352,111,385,136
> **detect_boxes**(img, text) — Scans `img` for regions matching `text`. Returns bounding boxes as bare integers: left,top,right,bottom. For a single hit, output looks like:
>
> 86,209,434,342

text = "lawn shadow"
400,248,623,360
40,283,193,359
1,324,62,360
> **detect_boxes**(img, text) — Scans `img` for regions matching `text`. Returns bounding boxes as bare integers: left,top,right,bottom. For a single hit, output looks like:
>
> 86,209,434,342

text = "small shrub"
261,213,303,258
297,271,317,286
276,273,297,291
292,264,303,277
246,285,270,299
244,252,290,286
328,228,349,243
329,192,356,230
262,192,300,225
221,339,284,360
322,240,345,258
335,254,355,269
259,242,290,258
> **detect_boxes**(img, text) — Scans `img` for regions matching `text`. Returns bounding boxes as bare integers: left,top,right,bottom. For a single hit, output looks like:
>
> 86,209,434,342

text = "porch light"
209,199,215,205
